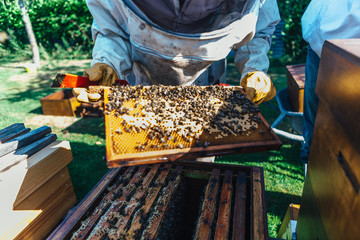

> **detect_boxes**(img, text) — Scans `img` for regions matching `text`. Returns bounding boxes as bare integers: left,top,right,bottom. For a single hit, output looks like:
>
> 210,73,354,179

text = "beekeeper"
300,0,360,165
84,0,280,105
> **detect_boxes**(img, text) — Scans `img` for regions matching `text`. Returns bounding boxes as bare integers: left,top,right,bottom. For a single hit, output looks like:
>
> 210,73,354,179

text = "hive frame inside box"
48,161,269,240
104,87,282,167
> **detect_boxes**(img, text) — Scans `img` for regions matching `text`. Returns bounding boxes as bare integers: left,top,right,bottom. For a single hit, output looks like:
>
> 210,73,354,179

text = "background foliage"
0,0,93,61
277,0,311,63
0,0,311,63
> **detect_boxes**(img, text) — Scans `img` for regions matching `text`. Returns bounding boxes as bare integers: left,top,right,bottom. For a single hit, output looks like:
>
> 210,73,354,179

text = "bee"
185,137,192,142
203,141,210,148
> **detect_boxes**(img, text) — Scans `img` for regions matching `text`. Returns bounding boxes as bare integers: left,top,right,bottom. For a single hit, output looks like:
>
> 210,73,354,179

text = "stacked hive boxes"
0,123,76,239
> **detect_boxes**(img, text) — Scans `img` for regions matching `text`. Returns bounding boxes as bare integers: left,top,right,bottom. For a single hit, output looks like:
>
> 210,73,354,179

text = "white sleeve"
86,0,132,79
234,0,280,82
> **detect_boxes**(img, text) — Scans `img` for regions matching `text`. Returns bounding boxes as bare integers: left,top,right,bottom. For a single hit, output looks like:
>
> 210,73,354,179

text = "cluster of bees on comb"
104,85,262,152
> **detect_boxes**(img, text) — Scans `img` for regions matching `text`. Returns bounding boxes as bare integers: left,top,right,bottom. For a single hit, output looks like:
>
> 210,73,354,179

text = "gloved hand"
83,63,118,86
240,71,276,105
72,87,101,103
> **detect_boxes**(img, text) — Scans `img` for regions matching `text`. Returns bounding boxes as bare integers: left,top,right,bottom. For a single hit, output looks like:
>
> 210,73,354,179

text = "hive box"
297,39,360,239
286,64,305,112
0,141,76,240
40,89,81,116
48,162,269,240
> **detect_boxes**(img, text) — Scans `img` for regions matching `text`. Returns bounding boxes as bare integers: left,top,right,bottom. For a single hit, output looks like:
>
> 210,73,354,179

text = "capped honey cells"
104,85,273,155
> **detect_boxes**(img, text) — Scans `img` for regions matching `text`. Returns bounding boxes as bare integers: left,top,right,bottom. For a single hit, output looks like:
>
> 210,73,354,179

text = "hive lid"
104,85,282,167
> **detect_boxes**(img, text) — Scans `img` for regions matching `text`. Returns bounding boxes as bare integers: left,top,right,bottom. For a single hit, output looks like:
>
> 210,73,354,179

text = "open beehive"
104,85,281,167
48,161,268,240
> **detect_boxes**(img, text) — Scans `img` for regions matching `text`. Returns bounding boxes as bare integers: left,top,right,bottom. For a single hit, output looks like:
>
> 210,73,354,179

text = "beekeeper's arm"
235,0,280,104
84,0,132,86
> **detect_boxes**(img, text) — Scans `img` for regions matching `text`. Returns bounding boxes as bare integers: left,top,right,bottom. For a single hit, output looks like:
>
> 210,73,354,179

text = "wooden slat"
127,164,172,236
0,126,51,157
46,167,123,240
88,166,148,240
0,134,57,173
1,167,72,239
5,141,73,208
0,123,24,136
14,169,76,240
0,127,30,144
195,168,221,240
107,138,282,167
72,167,136,240
141,165,183,240
0,123,25,140
111,164,161,237
0,123,26,143
232,172,247,240
215,170,233,240
251,167,268,240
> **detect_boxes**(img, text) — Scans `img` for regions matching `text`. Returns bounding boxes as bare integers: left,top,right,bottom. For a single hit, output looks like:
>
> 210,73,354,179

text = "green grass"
0,59,304,238
0,59,109,200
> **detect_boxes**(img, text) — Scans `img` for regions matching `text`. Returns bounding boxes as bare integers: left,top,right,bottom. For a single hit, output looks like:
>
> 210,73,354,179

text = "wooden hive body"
297,39,360,239
0,124,76,240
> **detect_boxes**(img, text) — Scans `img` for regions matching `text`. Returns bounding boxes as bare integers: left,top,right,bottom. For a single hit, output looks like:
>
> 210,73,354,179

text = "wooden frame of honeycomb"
104,85,281,167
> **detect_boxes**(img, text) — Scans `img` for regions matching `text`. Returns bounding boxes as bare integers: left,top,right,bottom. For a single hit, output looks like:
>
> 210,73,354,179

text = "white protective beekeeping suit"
302,0,360,57
86,0,280,87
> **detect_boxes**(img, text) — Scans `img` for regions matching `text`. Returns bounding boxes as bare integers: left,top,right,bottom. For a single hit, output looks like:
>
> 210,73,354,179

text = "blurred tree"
18,0,40,68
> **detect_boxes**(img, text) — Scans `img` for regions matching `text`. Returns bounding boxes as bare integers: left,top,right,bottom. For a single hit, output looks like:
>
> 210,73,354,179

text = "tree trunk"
18,0,40,68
